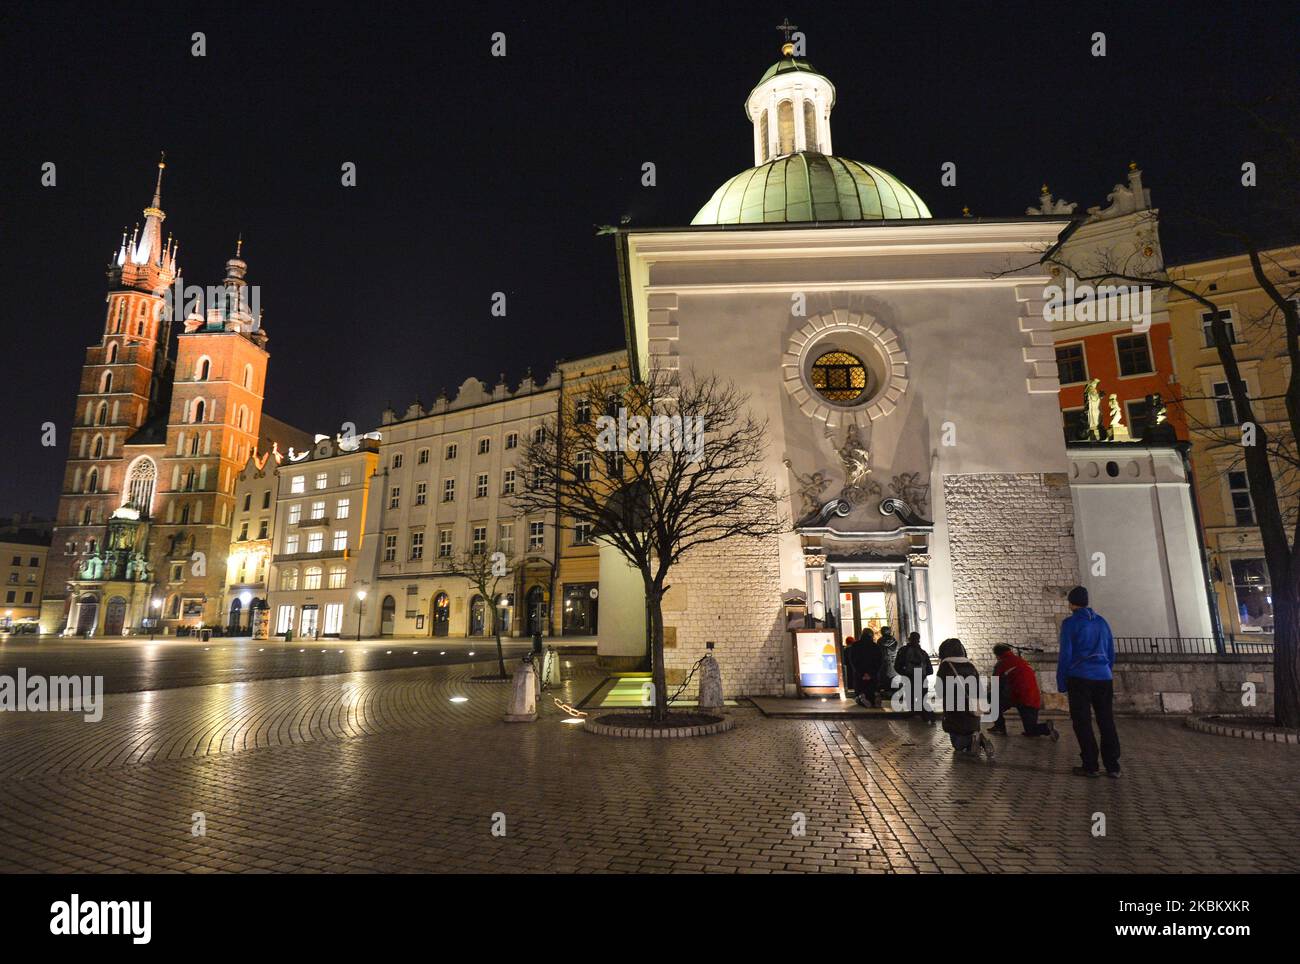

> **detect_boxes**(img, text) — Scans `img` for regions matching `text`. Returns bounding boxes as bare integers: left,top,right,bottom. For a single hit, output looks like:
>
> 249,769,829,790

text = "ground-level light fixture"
449,696,468,703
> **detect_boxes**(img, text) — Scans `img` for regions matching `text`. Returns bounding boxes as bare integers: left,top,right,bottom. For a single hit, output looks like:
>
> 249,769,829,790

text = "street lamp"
355,589,367,642
150,597,161,641
240,590,252,637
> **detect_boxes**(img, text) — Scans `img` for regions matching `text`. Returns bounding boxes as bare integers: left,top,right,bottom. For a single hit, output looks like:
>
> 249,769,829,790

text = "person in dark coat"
850,630,882,707
895,631,935,720
841,636,857,695
991,643,1058,739
1057,586,1120,777
936,637,994,759
876,626,900,703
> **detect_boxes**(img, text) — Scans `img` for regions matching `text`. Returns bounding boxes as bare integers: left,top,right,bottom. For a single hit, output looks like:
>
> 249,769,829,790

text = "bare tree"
512,365,787,721
440,544,516,678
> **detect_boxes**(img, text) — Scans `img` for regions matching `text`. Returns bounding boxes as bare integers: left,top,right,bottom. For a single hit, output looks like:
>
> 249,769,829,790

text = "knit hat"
1067,585,1089,607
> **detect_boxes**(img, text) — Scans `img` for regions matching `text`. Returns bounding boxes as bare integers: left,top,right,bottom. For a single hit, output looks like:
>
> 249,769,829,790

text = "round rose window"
810,350,868,403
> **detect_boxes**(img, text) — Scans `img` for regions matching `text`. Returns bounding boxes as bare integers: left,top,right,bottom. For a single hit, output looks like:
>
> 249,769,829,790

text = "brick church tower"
43,160,273,637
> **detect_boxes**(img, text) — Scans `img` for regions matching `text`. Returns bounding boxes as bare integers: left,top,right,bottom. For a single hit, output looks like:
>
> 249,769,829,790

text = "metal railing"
1034,636,1275,656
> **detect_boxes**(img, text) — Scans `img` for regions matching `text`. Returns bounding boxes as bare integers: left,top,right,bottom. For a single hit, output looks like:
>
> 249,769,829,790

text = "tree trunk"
490,606,506,678
1273,587,1300,727
648,589,668,723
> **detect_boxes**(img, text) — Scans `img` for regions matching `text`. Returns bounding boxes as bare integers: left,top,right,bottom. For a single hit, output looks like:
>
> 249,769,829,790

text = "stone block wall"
660,534,787,697
1024,653,1273,715
942,472,1079,660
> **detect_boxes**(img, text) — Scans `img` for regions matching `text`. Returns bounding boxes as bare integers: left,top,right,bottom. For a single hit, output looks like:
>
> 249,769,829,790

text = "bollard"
541,646,561,690
698,647,724,713
505,656,538,722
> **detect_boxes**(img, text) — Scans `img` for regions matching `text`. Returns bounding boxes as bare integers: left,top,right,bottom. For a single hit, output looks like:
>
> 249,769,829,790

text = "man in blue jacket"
1058,586,1121,778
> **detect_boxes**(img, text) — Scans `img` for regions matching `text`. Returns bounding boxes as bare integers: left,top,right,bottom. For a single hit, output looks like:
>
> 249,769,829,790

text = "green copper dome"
752,55,827,91
691,152,932,225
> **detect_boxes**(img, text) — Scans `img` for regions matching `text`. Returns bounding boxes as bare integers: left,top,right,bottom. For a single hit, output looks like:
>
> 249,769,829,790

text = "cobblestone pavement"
1,657,1296,873
0,636,541,694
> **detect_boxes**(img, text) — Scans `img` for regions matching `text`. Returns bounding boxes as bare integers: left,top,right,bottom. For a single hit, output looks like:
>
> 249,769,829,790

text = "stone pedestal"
505,661,538,722
697,653,724,712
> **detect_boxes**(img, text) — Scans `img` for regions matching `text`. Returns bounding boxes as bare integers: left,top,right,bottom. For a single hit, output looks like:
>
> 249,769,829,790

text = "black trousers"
1066,677,1121,772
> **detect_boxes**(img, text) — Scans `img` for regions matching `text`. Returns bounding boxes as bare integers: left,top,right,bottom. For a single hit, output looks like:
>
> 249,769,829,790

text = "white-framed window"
415,481,427,506
315,472,328,490
1055,342,1088,386
389,487,401,510
575,398,592,423
418,448,430,465
332,530,348,551
392,453,404,469
383,534,397,562
445,443,458,460
1200,309,1237,347
502,469,516,495
304,566,323,590
574,521,593,545
575,450,593,482
438,529,453,558
328,566,348,589
410,531,424,560
1212,381,1238,426
311,500,325,520
475,473,489,498
533,426,546,444
529,521,545,550
307,532,324,553
1115,332,1153,377
472,526,487,555
279,568,299,591
336,498,350,519
505,432,518,450
324,603,344,636
499,522,513,554
290,475,305,494
339,468,352,486
1228,471,1254,526
289,503,302,524
285,534,300,554
478,437,491,455
443,479,456,502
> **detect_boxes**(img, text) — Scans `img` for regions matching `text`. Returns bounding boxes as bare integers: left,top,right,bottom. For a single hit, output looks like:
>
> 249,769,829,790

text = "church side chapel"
604,34,1213,697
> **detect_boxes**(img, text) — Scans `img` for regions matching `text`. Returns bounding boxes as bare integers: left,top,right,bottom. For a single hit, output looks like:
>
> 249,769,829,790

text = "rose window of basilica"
810,350,867,403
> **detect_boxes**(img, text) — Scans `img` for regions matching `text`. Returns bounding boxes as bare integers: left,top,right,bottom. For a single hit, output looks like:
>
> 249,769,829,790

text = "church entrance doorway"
104,596,127,636
75,594,99,636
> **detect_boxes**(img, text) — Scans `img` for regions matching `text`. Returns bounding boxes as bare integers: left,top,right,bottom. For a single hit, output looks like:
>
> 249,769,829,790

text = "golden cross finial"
776,18,798,42
235,233,243,257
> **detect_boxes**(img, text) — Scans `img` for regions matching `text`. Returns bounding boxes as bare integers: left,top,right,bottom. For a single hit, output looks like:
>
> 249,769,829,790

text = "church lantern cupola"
746,35,836,165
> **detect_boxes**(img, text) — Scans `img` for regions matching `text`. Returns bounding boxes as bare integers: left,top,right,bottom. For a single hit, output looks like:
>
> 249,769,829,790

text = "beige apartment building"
267,436,381,639
1168,245,1300,642
2,533,50,631
354,350,627,639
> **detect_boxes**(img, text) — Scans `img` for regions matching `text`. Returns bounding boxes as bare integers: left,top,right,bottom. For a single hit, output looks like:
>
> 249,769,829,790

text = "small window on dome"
760,112,770,163
803,100,819,153
811,350,868,403
777,100,795,156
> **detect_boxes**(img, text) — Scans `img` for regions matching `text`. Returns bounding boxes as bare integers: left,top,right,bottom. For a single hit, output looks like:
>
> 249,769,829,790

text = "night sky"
1,0,1294,518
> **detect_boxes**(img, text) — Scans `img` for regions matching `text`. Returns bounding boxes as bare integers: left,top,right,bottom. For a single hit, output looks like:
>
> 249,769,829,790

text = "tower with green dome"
692,41,931,225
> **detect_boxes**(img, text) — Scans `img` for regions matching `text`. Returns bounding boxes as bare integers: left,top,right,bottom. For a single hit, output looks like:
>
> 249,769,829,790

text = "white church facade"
600,43,1213,696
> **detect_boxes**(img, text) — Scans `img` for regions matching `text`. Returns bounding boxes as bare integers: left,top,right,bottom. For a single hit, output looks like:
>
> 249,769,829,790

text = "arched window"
810,350,868,403
777,100,795,156
180,503,191,524
197,357,211,381
303,566,323,590
167,594,181,618
100,371,113,394
243,364,254,389
92,435,104,459
96,402,109,425
81,506,93,525
86,469,99,493
192,399,206,423
106,342,119,363
124,457,157,517
236,405,248,431
803,99,819,153
760,112,770,163
280,568,299,591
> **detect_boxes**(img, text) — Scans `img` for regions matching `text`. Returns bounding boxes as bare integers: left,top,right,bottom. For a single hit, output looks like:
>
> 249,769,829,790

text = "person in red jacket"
990,644,1059,739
